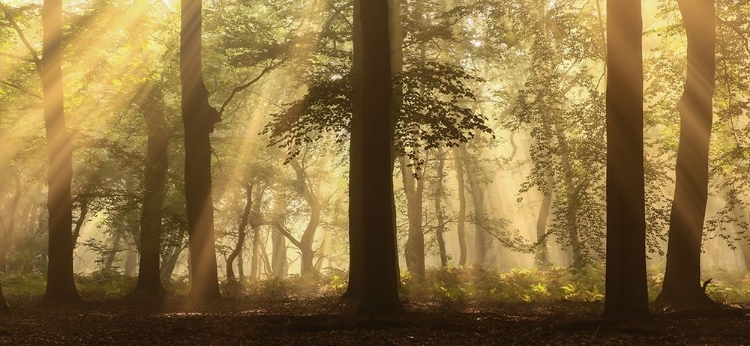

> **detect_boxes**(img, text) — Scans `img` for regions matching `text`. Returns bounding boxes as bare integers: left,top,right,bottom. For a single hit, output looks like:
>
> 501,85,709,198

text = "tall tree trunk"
400,156,426,277
656,0,717,309
357,0,402,314
42,0,80,303
0,282,8,311
343,0,364,301
603,0,649,319
553,120,583,267
71,200,88,250
133,82,169,296
534,173,553,269
434,152,448,267
452,148,467,266
103,233,122,272
181,0,221,300
226,184,252,284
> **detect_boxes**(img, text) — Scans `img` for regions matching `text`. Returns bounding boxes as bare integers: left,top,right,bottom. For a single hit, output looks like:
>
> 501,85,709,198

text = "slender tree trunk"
534,173,553,269
461,149,489,266
271,229,287,279
71,201,88,250
0,283,8,311
603,0,649,319
435,152,448,267
103,233,122,272
656,0,717,309
226,184,252,284
553,120,583,267
358,0,402,314
133,82,169,296
42,0,80,303
181,0,221,300
452,148,467,266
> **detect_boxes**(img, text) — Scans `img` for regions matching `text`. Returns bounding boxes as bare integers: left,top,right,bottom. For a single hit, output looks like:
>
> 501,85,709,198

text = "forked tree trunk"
226,184,252,284
603,0,649,319
42,0,80,303
181,0,221,300
656,0,717,309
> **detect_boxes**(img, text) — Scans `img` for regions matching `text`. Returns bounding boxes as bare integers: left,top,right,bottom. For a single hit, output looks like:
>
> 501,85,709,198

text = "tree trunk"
271,228,287,279
534,172,553,269
0,175,21,272
603,0,649,319
656,0,717,309
553,119,583,268
103,233,122,272
226,184,252,284
461,149,490,266
434,152,448,267
357,0,402,314
71,200,88,250
289,158,322,275
452,148,467,266
343,0,365,302
400,156,426,277
133,82,169,296
0,283,8,311
42,0,80,303
181,0,221,300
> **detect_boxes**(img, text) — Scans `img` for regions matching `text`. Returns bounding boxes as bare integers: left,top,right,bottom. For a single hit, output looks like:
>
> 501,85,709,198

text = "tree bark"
133,82,169,296
603,0,649,319
534,172,553,269
343,0,365,302
42,0,80,303
656,0,717,309
226,183,252,284
461,149,490,266
181,0,221,300
434,152,448,267
289,158,322,275
452,148,467,266
400,156,426,277
357,0,402,314
0,174,21,272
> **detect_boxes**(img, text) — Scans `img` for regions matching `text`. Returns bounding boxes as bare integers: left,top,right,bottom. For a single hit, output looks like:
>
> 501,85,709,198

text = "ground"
0,297,749,345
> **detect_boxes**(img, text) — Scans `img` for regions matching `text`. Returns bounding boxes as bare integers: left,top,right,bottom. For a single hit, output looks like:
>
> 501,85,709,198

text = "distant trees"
602,0,649,319
41,0,80,303
180,0,221,300
656,0,717,309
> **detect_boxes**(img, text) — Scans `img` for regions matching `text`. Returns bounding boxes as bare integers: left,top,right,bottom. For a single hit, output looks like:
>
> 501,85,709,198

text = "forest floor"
0,296,749,345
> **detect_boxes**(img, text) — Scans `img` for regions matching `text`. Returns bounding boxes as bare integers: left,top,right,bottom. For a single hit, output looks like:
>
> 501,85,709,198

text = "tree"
131,82,170,296
603,0,649,319
656,0,717,309
42,0,80,303
181,0,221,300
357,0,402,314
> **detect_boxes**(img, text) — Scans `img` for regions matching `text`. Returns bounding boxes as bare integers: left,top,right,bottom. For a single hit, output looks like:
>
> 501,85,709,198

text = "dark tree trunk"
656,0,717,309
434,152,448,267
226,184,252,284
452,148,467,266
343,0,364,302
133,82,169,296
103,233,121,272
553,120,583,267
400,156,426,277
160,244,183,282
181,0,221,300
42,0,80,303
603,0,649,319
357,0,402,314
71,200,88,250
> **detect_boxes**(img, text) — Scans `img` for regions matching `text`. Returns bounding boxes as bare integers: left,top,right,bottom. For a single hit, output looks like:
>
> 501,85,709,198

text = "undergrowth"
2,266,749,304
